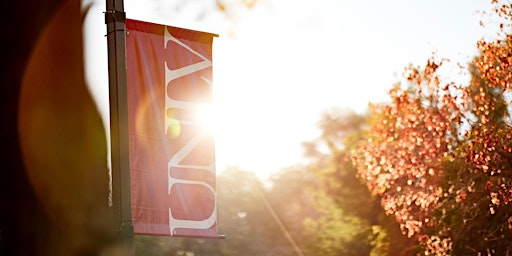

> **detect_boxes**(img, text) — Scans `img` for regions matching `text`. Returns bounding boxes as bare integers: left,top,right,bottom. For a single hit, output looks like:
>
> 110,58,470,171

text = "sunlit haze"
83,0,496,179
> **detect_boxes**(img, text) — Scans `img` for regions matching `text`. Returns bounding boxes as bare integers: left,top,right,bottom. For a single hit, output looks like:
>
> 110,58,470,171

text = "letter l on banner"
125,19,218,238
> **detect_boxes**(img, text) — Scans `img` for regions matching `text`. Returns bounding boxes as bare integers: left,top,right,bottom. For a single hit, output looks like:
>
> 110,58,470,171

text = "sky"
83,0,498,179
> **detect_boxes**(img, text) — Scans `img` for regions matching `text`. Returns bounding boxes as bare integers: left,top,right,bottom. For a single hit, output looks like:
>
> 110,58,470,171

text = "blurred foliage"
149,0,263,37
133,168,299,255
301,108,418,256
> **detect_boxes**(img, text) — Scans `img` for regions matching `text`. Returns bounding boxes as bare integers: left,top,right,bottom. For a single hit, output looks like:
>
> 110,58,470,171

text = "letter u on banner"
126,19,218,238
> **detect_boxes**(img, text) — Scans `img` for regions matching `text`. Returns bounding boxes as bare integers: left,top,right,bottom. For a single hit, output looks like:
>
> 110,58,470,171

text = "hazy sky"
84,0,498,179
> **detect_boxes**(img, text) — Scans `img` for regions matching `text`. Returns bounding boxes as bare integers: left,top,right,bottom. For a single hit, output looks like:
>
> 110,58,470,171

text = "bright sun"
193,103,217,135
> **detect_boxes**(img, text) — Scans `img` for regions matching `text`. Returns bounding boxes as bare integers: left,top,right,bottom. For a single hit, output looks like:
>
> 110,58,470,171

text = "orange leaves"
474,26,512,90
355,51,512,254
491,192,500,205
353,59,459,243
421,235,453,256
353,2,512,253
455,190,467,203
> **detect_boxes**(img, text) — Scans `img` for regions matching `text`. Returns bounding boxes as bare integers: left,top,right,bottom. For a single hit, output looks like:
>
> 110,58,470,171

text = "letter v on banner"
125,19,219,238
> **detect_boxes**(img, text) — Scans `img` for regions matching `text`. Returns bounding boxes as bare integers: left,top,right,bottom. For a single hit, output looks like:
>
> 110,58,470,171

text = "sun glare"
194,104,217,135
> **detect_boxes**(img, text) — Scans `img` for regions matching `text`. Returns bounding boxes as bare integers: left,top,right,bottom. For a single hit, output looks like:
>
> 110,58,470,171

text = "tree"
353,1,512,254
303,108,418,255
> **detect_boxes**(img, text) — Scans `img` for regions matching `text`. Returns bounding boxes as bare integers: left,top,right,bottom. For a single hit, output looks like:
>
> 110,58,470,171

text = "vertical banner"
126,19,218,238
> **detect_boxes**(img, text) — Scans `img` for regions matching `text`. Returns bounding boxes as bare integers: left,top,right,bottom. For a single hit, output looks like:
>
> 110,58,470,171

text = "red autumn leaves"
353,1,512,254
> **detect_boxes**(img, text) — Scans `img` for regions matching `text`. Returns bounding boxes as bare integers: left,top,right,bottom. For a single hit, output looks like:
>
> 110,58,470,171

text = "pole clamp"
104,10,126,24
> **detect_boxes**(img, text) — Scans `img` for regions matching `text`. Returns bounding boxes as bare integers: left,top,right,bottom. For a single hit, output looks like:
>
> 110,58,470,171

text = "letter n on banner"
125,19,218,238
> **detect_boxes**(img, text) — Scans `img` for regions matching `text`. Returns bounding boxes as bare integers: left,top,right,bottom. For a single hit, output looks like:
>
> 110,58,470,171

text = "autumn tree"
353,1,512,254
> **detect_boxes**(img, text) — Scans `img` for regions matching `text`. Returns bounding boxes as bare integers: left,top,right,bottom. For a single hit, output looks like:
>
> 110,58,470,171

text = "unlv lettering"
164,27,217,235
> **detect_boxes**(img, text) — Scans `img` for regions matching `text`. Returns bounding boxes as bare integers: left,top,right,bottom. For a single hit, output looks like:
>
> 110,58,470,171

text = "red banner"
126,19,218,238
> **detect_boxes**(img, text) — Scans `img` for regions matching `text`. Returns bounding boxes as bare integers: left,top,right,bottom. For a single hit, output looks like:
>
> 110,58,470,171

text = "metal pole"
105,0,133,253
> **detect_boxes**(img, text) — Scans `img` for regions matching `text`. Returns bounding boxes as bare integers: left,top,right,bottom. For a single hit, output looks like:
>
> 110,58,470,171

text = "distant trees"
302,109,418,256
133,167,312,256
